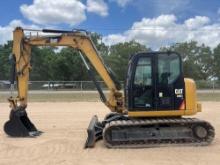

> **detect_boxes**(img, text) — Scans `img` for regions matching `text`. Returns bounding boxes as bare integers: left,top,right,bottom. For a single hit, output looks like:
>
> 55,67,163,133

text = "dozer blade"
85,115,104,148
4,107,42,137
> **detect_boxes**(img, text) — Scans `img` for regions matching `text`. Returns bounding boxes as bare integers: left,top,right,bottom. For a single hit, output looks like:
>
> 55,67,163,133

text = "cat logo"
175,89,183,95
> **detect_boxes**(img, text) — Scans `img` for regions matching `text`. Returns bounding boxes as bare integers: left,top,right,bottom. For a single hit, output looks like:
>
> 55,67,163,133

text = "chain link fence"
196,80,220,90
0,80,220,91
0,80,220,102
0,81,112,91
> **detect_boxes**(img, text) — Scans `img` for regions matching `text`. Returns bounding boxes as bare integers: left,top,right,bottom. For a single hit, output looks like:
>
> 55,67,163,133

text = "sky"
1,0,220,49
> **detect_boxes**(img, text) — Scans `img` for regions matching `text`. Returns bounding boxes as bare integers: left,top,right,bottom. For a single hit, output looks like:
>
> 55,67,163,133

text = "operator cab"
125,52,185,111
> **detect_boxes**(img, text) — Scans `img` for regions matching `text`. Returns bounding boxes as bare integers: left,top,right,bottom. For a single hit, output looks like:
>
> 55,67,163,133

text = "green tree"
30,47,56,80
0,41,12,80
198,44,214,79
0,38,216,82
213,44,220,79
90,32,108,57
52,47,89,81
162,41,213,80
105,41,150,80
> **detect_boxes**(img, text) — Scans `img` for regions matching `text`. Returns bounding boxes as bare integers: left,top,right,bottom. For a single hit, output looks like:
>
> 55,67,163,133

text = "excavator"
4,27,215,148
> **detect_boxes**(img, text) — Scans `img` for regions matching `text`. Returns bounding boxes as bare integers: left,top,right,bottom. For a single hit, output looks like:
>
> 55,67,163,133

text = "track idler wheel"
4,106,41,137
192,122,215,143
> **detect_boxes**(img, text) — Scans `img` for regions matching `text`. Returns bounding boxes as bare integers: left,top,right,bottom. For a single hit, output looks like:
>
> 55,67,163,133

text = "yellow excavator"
4,27,215,148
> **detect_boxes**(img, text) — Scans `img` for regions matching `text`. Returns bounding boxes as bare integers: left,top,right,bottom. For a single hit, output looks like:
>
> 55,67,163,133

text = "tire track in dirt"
0,138,79,160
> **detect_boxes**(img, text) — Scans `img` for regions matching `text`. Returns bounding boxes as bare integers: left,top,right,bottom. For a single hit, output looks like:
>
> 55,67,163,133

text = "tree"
0,38,217,81
105,41,150,81
198,44,214,79
213,44,220,79
0,41,12,80
162,41,213,80
30,47,56,80
52,47,89,81
90,32,108,58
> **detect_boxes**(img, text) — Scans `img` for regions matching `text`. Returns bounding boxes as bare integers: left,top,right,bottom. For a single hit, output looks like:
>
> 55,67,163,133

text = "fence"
0,81,118,91
1,80,220,91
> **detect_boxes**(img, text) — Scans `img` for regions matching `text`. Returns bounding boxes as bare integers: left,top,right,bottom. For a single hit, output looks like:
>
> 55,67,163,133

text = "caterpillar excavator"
4,27,215,148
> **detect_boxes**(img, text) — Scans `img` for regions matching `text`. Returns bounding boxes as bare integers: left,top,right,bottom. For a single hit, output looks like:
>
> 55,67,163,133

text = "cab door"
156,53,184,110
128,55,155,110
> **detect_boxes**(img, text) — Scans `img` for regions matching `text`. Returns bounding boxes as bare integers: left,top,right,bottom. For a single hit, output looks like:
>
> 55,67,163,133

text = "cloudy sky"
1,0,220,49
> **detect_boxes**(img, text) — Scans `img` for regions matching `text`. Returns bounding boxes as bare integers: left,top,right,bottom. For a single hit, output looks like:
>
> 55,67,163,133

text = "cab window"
158,53,180,85
134,57,152,86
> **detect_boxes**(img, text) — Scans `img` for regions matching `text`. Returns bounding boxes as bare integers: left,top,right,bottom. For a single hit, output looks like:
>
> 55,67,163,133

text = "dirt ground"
0,102,219,165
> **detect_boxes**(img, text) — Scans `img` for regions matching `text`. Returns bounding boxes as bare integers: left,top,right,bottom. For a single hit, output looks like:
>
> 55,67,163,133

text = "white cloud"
103,34,127,44
111,0,133,7
87,0,108,17
103,15,220,49
185,16,210,29
20,0,86,26
0,20,39,45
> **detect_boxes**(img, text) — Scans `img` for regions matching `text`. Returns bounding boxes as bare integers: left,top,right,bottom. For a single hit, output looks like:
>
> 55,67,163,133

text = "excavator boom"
10,27,123,111
4,27,124,140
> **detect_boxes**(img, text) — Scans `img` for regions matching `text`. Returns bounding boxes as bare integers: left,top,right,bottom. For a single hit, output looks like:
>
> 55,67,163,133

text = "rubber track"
103,118,215,148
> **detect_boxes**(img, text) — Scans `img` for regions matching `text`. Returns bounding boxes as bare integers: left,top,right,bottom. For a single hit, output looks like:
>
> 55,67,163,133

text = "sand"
0,102,219,165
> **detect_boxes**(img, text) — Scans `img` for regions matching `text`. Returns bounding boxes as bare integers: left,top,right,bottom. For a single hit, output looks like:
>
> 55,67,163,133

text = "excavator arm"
4,27,124,139
10,27,124,112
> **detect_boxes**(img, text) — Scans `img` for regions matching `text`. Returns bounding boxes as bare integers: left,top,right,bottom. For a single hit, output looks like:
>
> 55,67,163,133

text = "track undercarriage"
85,113,215,148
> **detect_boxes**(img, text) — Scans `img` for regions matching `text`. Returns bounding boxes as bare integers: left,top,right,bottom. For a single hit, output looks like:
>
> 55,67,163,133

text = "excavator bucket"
85,115,104,148
4,107,41,137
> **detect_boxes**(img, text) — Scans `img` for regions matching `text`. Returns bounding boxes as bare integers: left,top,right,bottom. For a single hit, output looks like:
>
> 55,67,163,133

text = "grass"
0,92,100,102
28,93,100,102
197,92,220,101
1,91,220,102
